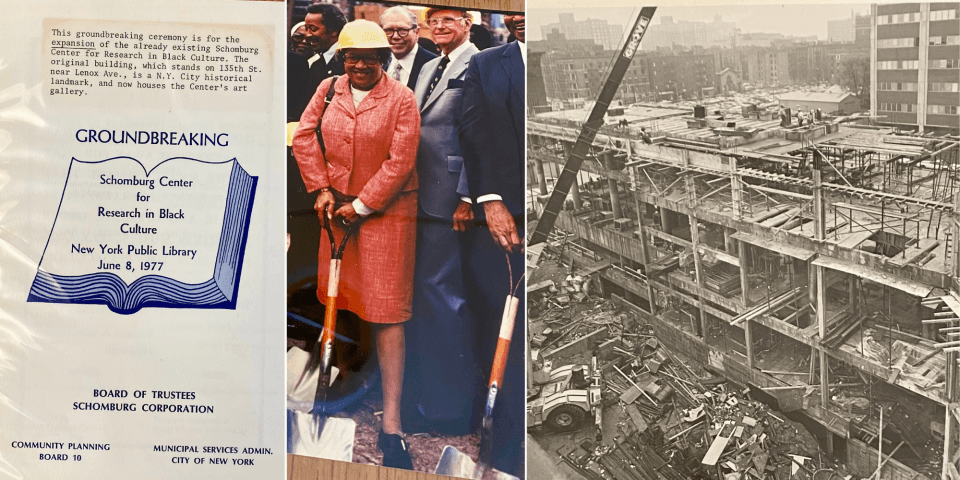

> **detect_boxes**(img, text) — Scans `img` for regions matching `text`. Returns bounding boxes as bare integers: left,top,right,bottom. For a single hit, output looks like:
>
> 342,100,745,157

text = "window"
879,82,918,91
928,105,959,114
878,37,918,48
930,59,960,69
929,82,960,92
929,35,960,46
877,12,920,25
879,102,917,112
930,9,958,21
878,60,919,70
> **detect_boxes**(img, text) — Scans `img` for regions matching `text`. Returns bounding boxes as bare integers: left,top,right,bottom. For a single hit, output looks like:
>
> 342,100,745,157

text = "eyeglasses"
343,54,382,65
383,27,415,38
427,17,465,28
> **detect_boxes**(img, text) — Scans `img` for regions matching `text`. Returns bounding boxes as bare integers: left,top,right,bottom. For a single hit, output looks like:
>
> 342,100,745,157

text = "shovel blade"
435,446,477,478
434,446,521,480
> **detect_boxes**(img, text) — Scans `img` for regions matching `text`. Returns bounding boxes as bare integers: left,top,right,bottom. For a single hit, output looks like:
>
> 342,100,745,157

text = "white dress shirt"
307,42,339,68
388,44,420,86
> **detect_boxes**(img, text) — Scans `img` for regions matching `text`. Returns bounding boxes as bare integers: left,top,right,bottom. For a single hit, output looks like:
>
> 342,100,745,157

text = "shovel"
292,211,364,414
435,292,520,480
435,446,521,480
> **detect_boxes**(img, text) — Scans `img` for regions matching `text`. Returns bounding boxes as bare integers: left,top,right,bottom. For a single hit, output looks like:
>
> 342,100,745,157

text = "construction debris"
531,309,837,480
528,234,943,480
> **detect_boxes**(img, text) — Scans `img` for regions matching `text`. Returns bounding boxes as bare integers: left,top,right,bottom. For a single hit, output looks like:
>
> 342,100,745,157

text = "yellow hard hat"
337,19,389,50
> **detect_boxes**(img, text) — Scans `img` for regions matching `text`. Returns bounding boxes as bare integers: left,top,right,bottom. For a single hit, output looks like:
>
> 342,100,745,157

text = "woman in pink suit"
292,20,419,469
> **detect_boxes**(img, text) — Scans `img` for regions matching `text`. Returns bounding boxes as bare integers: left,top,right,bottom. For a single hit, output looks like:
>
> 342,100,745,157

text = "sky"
528,4,872,43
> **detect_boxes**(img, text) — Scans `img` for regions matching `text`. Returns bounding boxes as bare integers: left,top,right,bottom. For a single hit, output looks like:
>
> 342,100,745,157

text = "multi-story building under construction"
529,98,960,479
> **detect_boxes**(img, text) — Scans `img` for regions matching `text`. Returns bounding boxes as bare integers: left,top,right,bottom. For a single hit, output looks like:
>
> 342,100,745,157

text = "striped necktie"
425,55,450,98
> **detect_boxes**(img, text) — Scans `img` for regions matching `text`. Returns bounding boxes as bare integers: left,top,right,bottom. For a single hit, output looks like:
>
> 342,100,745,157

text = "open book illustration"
28,156,257,314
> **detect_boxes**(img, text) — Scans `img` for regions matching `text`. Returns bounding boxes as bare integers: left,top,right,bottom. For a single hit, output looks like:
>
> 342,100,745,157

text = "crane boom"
529,7,657,245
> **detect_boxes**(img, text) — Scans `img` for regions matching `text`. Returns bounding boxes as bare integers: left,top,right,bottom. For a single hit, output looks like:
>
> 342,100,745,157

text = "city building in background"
870,2,960,134
540,12,624,50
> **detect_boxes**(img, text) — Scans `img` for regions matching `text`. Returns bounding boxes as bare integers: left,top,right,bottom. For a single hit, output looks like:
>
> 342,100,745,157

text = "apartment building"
871,3,960,133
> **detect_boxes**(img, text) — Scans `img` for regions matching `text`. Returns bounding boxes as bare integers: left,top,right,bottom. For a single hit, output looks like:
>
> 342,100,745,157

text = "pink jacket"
293,75,419,210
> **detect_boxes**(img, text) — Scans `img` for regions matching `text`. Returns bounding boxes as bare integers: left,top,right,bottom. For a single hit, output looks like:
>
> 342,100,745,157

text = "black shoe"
377,431,413,470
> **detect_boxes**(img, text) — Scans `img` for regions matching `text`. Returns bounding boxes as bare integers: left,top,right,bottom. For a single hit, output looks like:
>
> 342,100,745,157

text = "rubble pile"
610,337,832,478
533,319,842,480
526,253,884,480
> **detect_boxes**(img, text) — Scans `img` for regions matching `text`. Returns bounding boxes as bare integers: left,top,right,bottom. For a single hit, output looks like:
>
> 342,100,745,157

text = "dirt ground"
333,389,481,472
287,336,480,474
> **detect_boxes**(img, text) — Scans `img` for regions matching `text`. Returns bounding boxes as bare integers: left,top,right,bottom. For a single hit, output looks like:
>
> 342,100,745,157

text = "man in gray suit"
401,7,480,434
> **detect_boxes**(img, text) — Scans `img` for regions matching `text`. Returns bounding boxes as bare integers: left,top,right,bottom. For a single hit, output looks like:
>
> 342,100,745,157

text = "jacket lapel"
331,75,355,116
355,75,392,115
422,43,478,112
414,56,438,108
501,42,524,142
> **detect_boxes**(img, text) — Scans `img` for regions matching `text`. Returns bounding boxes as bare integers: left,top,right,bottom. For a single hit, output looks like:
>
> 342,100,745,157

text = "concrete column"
869,5,877,121
570,176,582,210
607,174,622,218
812,147,831,408
739,240,751,308
744,319,754,370
944,403,957,480
817,266,827,340
731,157,743,221
562,141,582,210
819,349,830,412
603,151,623,218
534,156,548,195
918,3,930,134
661,208,675,233
849,276,859,317
812,151,826,242
944,350,958,477
634,196,656,313
686,175,708,336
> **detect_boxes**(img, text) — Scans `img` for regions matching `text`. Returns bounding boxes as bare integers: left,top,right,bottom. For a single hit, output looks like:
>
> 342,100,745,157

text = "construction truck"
528,354,604,437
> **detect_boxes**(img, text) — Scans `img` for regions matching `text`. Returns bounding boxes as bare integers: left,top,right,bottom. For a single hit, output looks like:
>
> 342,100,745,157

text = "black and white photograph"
525,3,960,479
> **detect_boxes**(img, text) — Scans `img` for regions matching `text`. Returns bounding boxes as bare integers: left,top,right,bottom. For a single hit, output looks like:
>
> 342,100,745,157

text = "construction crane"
530,7,657,246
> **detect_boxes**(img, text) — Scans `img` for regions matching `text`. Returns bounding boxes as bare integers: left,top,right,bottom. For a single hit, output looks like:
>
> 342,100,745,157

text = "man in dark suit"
402,7,480,435
287,22,312,121
380,6,436,91
303,3,346,92
459,14,525,479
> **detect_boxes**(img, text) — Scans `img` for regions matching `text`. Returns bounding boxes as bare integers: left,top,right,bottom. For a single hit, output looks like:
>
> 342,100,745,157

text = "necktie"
425,56,449,98
392,63,402,82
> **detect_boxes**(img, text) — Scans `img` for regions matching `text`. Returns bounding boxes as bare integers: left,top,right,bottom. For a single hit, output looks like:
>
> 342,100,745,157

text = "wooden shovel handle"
489,295,520,389
319,259,341,346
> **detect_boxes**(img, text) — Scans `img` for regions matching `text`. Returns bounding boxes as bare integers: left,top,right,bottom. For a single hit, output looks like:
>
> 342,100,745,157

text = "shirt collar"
322,43,339,63
517,41,526,66
391,44,419,72
444,40,474,65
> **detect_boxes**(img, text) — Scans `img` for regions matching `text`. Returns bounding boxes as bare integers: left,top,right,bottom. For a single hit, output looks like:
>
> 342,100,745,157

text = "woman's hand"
315,190,336,220
335,202,360,226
